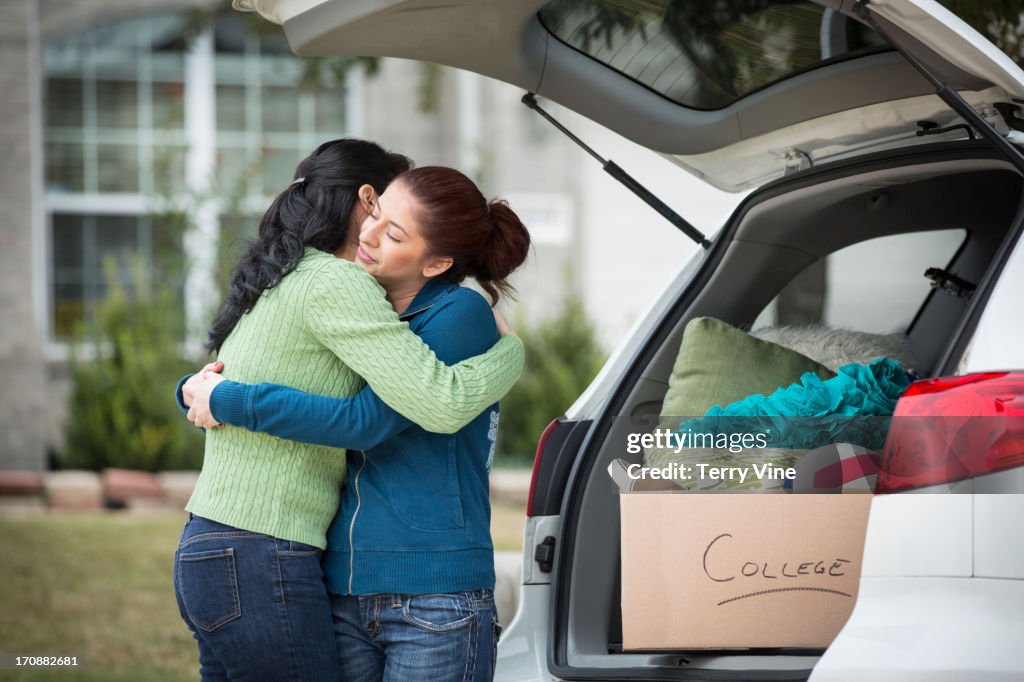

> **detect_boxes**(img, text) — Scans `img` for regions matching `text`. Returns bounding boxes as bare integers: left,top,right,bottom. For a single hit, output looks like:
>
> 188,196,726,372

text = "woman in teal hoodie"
182,166,531,681
174,148,525,682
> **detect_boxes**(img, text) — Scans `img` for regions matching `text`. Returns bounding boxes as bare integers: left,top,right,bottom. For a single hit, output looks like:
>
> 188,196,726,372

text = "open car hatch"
234,0,1024,191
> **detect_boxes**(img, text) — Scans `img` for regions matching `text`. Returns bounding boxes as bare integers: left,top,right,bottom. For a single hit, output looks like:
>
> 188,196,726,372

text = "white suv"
238,1,1024,679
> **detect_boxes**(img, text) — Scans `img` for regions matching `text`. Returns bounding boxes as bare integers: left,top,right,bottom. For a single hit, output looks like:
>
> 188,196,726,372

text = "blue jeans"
330,590,501,682
173,515,339,681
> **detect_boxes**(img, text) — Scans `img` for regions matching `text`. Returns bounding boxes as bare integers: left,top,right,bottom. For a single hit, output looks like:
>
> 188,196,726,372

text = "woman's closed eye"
386,231,402,242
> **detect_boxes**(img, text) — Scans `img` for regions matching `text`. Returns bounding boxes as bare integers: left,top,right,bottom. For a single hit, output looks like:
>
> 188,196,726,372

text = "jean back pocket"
176,547,241,633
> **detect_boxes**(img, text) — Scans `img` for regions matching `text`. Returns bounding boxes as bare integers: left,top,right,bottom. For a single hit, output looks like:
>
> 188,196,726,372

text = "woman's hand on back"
182,361,223,406
184,361,226,429
491,306,515,338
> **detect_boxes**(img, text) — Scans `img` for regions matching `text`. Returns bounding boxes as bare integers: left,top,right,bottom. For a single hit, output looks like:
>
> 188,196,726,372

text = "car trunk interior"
552,143,1023,679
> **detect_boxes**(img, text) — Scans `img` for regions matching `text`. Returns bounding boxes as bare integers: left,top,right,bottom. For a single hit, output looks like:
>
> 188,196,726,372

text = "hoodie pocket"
388,437,465,531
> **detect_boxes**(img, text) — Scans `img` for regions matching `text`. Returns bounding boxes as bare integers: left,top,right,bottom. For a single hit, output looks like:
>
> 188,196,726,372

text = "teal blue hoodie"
205,278,500,594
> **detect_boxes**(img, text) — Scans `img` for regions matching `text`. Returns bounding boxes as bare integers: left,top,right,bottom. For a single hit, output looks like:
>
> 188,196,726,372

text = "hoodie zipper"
343,287,444,592
399,301,435,320
348,450,366,594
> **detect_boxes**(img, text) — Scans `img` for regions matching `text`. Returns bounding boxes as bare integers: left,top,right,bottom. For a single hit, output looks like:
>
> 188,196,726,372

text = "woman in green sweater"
185,166,531,681
172,140,524,681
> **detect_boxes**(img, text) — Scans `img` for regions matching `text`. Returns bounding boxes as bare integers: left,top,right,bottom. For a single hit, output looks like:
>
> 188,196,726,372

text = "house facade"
4,0,726,471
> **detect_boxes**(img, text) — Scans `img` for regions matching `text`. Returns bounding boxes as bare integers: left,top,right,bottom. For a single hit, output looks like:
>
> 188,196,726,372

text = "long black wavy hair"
206,139,412,353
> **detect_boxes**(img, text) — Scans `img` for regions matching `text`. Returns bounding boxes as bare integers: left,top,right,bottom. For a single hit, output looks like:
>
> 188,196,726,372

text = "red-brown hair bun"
397,166,531,303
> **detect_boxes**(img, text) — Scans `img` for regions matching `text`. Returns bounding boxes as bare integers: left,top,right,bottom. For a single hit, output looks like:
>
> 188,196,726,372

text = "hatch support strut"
521,93,711,249
853,0,1024,176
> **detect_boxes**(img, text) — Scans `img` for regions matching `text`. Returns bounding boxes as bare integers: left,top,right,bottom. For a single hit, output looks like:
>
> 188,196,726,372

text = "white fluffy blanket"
750,325,916,373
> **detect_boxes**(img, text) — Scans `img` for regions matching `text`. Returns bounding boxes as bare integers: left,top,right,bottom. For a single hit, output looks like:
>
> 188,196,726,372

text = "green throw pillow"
661,317,835,418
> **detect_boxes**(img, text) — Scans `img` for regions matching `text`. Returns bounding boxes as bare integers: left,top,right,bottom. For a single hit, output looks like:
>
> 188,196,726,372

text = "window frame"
42,12,359,352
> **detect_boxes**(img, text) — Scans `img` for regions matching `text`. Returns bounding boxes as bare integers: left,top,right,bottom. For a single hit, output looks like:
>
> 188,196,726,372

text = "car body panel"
496,584,558,682
867,0,1024,98
860,491,973,578
521,515,559,585
567,249,707,419
239,0,550,93
232,0,328,24
975,492,1024,579
810,577,1024,682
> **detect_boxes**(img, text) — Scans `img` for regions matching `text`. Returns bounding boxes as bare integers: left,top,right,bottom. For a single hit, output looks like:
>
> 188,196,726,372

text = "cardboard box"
610,459,872,650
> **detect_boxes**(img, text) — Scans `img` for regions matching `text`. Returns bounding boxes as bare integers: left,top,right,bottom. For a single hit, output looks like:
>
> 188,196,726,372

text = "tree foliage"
496,294,606,466
62,257,205,472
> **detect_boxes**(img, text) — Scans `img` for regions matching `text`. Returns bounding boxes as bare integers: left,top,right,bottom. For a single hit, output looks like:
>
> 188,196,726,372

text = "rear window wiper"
521,93,711,249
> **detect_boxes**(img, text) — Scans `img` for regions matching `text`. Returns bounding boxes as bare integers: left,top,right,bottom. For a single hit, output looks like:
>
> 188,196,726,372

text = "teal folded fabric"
677,357,912,451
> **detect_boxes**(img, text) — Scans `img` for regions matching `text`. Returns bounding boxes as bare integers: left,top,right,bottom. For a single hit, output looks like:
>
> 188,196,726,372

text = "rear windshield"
538,0,891,110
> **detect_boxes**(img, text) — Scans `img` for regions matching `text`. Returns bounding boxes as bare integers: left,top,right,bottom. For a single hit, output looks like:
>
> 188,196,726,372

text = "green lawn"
0,507,525,681
0,513,195,682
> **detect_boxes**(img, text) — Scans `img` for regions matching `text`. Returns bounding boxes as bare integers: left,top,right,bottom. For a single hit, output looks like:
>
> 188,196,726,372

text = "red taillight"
877,371,1024,493
526,420,560,517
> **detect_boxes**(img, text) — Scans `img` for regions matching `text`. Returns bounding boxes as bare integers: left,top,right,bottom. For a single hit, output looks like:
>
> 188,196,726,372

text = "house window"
50,213,182,338
44,13,353,341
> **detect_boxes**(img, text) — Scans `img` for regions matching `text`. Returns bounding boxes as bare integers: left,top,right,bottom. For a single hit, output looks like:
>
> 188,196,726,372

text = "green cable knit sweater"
186,249,524,548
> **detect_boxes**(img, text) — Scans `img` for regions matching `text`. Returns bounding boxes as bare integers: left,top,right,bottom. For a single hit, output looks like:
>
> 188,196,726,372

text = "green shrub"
61,258,205,472
496,294,606,466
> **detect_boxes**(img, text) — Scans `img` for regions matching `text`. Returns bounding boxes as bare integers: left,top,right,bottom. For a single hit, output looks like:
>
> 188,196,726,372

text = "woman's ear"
422,257,454,278
358,184,378,214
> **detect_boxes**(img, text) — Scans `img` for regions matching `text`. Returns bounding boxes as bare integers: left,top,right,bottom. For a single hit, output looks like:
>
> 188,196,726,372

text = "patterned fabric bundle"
682,357,911,452
644,358,910,492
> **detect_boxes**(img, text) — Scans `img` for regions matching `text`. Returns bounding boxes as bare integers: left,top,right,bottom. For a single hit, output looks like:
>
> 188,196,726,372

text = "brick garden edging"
2,468,532,513
0,469,198,512
0,470,44,496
